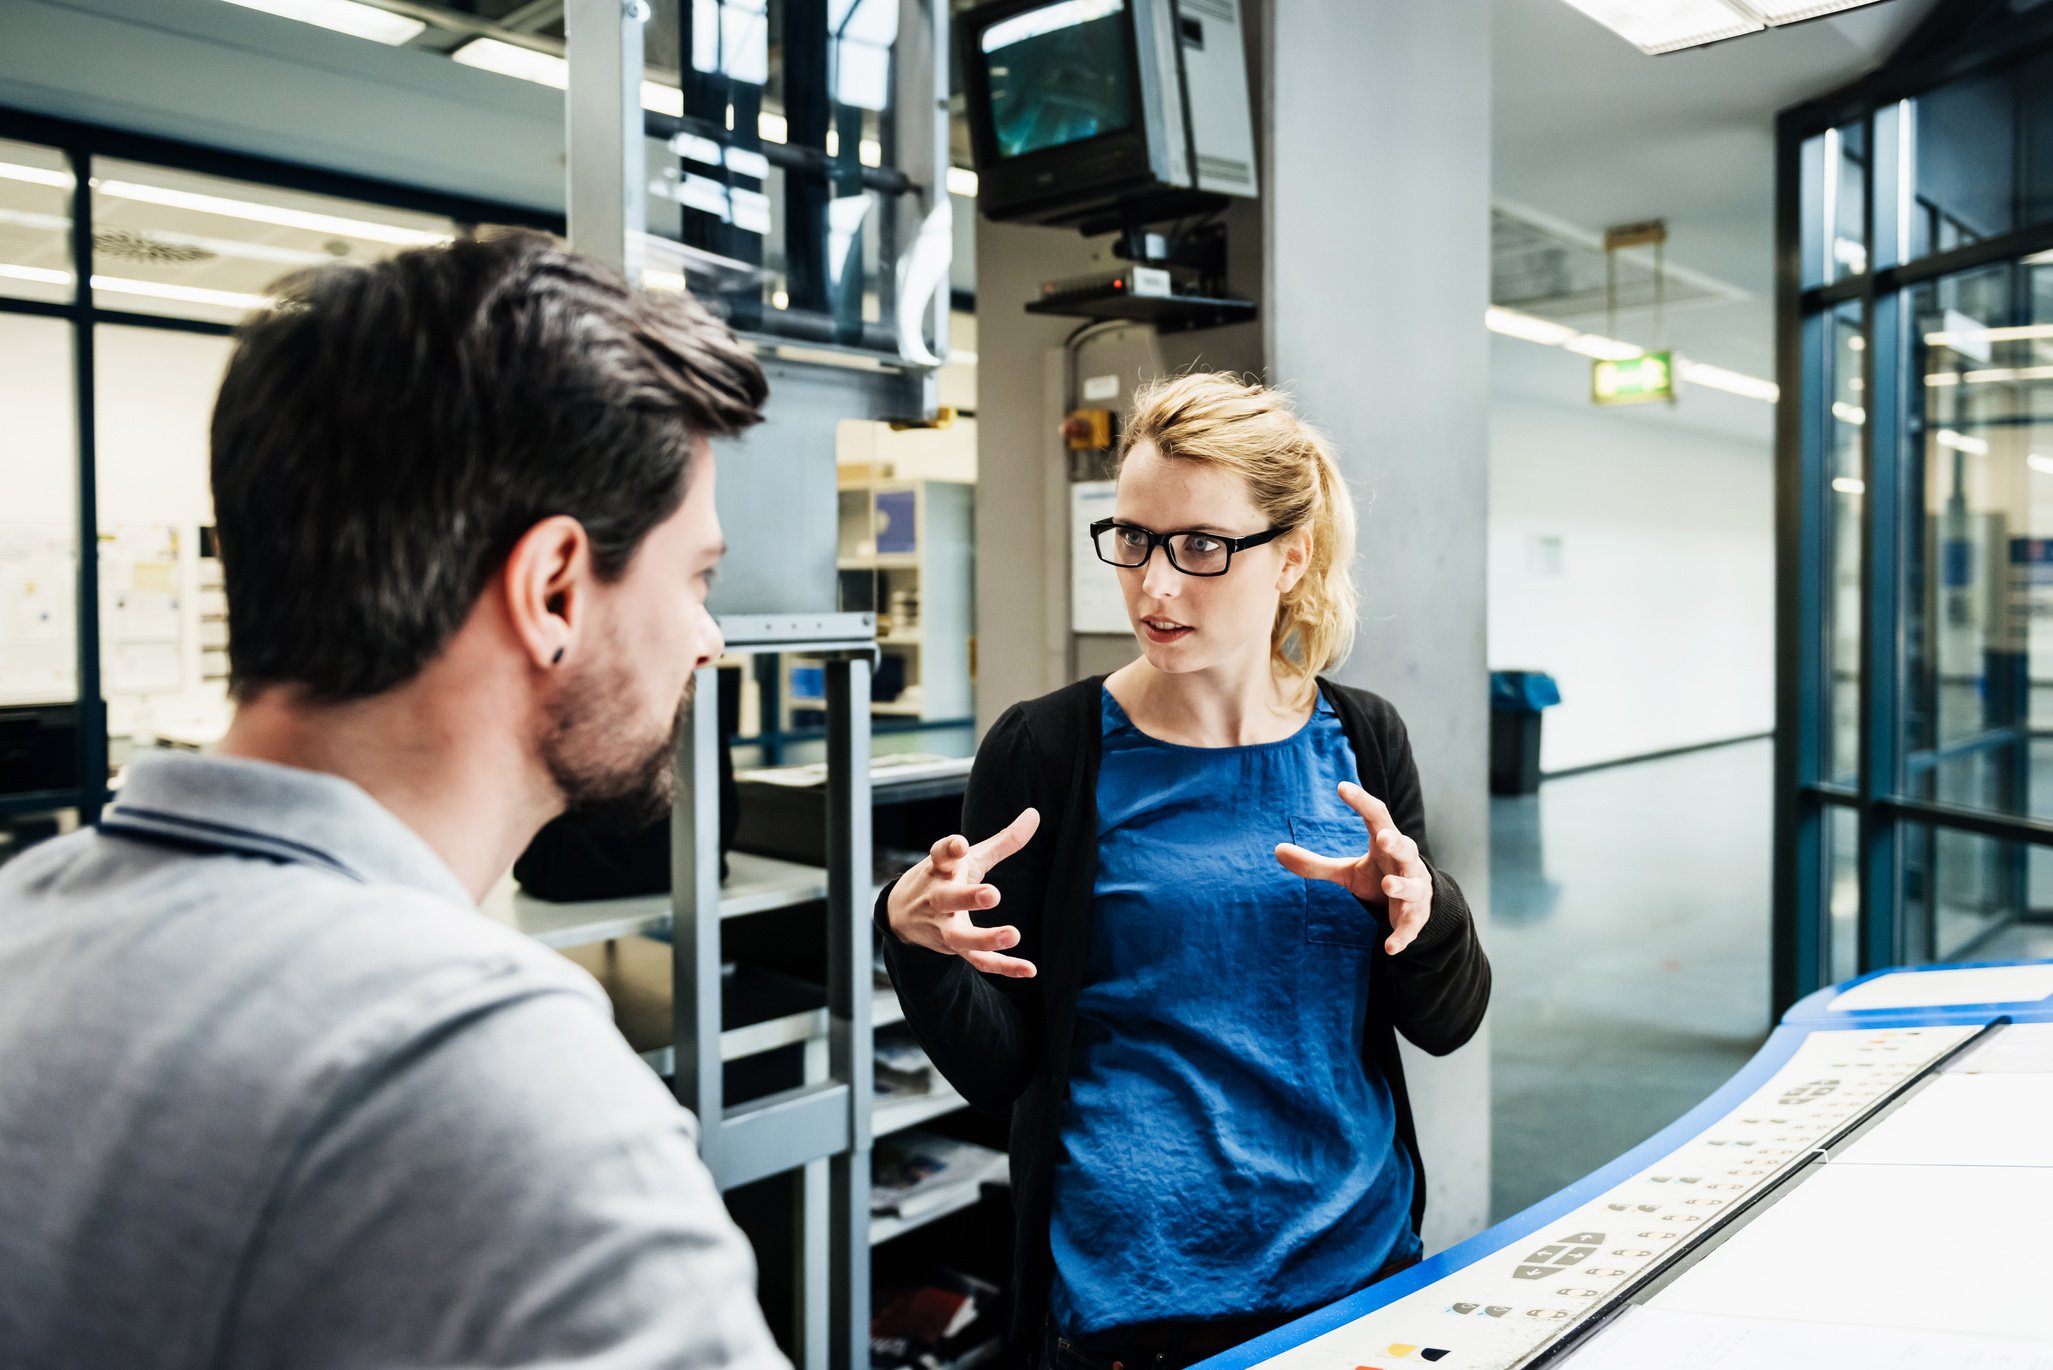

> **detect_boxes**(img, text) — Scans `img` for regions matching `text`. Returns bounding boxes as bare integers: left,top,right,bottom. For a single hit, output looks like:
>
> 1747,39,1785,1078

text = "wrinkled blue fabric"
1048,687,1417,1336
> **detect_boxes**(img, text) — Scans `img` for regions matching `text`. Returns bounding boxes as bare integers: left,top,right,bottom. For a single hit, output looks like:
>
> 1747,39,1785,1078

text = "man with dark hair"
0,231,789,1370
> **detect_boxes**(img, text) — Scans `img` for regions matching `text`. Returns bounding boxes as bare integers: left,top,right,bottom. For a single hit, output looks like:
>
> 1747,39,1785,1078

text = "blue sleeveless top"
1047,687,1417,1336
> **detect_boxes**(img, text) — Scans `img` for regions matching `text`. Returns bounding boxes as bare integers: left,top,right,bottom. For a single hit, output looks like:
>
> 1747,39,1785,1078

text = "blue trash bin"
1489,670,1561,795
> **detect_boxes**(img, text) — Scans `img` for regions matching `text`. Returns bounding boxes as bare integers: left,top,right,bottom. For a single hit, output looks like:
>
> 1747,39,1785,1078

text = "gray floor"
1487,740,1775,1223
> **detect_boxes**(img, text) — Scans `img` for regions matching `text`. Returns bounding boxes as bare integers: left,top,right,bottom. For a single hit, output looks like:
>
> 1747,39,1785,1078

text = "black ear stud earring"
552,647,565,665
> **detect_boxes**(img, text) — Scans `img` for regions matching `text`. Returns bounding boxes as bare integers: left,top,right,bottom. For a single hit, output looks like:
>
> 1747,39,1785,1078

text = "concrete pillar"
1265,0,1494,1250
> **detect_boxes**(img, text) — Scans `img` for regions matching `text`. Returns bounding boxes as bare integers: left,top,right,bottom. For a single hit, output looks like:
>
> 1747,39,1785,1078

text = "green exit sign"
1591,351,1675,406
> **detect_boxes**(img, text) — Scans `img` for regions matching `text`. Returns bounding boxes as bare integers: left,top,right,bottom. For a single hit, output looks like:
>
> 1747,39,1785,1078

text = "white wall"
0,313,80,704
1488,336,1775,773
0,315,232,729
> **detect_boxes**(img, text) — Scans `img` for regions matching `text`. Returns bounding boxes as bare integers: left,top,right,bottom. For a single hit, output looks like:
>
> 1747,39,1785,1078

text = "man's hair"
210,229,767,701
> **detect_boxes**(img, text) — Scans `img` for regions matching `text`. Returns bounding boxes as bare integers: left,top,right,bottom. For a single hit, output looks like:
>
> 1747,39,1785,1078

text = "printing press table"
1196,960,2053,1370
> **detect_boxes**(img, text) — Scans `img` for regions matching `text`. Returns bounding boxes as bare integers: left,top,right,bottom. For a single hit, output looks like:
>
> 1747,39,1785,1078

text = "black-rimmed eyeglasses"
1088,519,1290,577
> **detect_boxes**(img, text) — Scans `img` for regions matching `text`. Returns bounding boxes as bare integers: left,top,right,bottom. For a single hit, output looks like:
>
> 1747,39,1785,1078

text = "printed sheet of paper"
1649,1164,2053,1342
1948,1021,2053,1075
1561,1305,2053,1370
1828,964,2053,1012
1836,1073,2053,1169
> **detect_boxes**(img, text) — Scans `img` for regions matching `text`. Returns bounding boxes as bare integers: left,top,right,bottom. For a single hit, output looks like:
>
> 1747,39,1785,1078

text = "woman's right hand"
884,807,1042,978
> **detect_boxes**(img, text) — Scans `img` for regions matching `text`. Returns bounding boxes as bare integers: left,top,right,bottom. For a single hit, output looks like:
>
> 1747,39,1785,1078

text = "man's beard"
542,661,696,833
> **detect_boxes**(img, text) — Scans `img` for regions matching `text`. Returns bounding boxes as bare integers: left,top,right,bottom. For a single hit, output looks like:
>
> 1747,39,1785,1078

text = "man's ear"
502,516,592,670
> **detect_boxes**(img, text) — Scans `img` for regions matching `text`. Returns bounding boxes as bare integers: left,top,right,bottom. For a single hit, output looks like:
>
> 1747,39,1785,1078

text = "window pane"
1903,261,2053,823
94,326,236,760
0,139,75,305
1908,48,2053,260
1828,804,1859,985
90,159,455,325
1901,823,2026,963
0,315,81,801
1827,121,1867,283
1826,304,1865,787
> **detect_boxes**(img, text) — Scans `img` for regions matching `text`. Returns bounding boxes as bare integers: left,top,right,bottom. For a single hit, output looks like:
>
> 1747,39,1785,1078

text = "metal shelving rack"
557,0,955,1360
676,613,878,1370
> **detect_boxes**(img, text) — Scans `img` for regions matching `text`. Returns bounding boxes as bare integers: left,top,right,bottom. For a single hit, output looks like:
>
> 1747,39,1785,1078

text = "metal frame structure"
557,5,948,1367
1774,1,2053,1013
674,617,878,1370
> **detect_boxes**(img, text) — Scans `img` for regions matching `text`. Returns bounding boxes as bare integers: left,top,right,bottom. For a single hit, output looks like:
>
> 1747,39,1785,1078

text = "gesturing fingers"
964,948,1038,978
1385,894,1432,955
1338,782,1396,843
1371,825,1427,879
945,910,1037,977
928,833,969,881
939,909,1021,956
969,806,1041,874
1377,871,1431,905
1275,841,1360,887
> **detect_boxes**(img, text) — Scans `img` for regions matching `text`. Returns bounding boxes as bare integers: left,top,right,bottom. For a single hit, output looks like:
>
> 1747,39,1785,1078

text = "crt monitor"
960,0,1256,228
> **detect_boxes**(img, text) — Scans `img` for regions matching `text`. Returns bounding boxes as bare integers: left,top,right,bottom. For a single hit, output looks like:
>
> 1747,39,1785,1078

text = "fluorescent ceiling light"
1484,306,1778,404
0,160,73,190
92,274,271,311
0,263,72,287
1924,323,2053,348
451,38,685,119
0,262,275,310
759,111,788,143
452,36,565,84
1564,332,1644,361
1485,305,1579,346
643,268,687,292
1832,401,1866,425
2029,454,2053,477
1555,0,1889,53
947,166,979,199
1553,0,1759,54
1832,476,1865,495
644,82,684,119
1936,429,1989,455
1848,335,1865,351
217,0,425,44
1976,365,2053,383
1679,359,1780,402
96,178,447,246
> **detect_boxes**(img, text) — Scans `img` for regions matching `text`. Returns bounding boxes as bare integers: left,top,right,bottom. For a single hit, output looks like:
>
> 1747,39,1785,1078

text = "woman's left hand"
1275,781,1434,955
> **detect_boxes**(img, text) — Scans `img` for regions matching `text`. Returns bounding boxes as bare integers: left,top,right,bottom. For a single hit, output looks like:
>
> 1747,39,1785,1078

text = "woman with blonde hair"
876,372,1490,1370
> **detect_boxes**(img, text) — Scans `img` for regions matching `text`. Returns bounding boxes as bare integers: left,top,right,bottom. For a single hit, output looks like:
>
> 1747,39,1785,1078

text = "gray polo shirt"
0,751,791,1370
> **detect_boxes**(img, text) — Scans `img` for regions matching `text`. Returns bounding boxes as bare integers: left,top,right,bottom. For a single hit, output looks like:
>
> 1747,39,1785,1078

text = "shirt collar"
102,751,475,910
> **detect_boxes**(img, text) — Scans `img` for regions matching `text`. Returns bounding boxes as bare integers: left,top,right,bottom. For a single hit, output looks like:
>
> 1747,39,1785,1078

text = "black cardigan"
873,676,1492,1368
